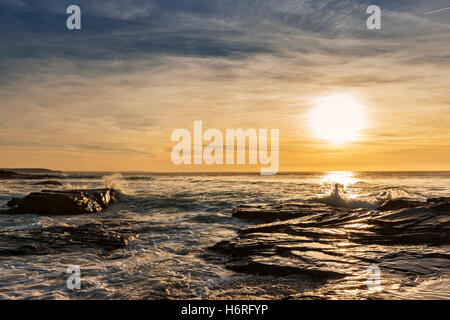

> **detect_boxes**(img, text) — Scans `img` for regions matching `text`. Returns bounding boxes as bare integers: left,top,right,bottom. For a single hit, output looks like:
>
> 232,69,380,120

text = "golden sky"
1,1,449,172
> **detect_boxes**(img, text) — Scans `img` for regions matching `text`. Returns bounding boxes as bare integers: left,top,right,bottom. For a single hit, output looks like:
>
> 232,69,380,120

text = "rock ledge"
3,189,120,215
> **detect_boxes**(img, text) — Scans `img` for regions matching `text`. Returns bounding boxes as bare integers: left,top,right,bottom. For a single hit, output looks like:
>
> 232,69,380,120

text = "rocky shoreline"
0,220,140,256
0,188,140,256
0,178,449,299
209,198,450,286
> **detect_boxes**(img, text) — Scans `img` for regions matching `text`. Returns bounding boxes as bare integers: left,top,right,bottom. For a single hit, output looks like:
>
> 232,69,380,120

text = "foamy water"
0,171,449,299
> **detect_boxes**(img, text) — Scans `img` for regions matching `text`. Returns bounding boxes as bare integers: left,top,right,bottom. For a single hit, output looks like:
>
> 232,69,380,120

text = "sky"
0,0,449,172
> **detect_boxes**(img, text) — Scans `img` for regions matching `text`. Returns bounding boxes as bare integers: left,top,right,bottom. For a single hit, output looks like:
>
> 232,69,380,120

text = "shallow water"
0,171,449,299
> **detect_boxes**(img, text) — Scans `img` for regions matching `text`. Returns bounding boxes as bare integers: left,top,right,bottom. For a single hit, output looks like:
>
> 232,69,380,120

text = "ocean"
0,171,449,299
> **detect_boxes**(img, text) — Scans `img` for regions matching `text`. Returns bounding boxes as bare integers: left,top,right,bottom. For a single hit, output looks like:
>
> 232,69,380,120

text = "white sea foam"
312,183,376,209
102,173,132,195
376,188,425,200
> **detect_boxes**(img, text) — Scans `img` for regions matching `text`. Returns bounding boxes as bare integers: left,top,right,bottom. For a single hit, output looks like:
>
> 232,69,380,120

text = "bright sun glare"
308,94,366,143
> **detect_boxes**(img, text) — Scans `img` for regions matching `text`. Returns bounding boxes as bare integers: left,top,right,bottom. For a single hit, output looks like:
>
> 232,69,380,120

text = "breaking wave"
102,173,132,195
311,183,376,209
376,188,425,201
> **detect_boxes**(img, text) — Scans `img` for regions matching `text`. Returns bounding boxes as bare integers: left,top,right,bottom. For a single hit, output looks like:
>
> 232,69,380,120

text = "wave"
311,183,376,209
376,187,425,201
62,182,93,190
310,184,430,210
102,173,132,195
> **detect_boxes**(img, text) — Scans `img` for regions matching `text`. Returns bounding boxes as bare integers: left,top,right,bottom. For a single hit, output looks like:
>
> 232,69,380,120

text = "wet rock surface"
0,220,140,256
211,198,450,291
378,199,424,211
2,189,120,215
0,187,139,258
232,202,332,221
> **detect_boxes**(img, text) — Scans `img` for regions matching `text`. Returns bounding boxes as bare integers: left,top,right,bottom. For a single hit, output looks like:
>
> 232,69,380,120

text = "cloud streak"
0,0,449,170
423,6,450,14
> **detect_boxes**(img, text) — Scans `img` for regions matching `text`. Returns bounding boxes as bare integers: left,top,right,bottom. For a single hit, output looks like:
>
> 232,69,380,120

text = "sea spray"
102,173,132,195
311,183,376,209
376,188,425,201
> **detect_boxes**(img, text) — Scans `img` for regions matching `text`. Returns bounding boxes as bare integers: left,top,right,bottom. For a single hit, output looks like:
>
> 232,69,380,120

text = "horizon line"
3,168,450,174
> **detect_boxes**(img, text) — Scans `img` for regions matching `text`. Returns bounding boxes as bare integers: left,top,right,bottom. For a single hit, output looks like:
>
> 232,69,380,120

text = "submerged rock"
0,220,140,256
3,189,119,215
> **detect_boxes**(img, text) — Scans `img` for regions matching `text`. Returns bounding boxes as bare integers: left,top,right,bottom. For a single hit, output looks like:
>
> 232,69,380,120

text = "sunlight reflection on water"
321,171,358,188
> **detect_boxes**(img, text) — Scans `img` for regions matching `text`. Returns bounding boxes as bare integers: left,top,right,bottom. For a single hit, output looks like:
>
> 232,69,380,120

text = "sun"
308,94,366,144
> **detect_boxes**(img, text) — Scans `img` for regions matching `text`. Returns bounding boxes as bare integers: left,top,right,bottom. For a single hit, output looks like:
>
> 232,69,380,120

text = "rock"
427,197,450,203
429,202,450,214
2,189,120,215
226,257,349,279
232,202,330,221
368,204,450,245
0,220,140,256
211,197,450,281
6,197,22,207
378,199,424,211
238,207,372,235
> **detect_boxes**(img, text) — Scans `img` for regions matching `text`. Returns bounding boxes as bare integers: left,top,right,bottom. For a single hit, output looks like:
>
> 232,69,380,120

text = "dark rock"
0,220,140,256
232,202,330,221
6,197,22,207
378,199,424,211
211,197,450,281
429,202,450,214
427,197,450,203
2,189,120,215
208,240,232,253
368,204,450,245
238,207,373,235
226,257,349,279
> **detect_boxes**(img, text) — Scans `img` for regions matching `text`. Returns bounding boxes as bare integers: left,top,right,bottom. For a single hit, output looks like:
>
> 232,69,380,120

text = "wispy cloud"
0,0,449,170
423,6,450,15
